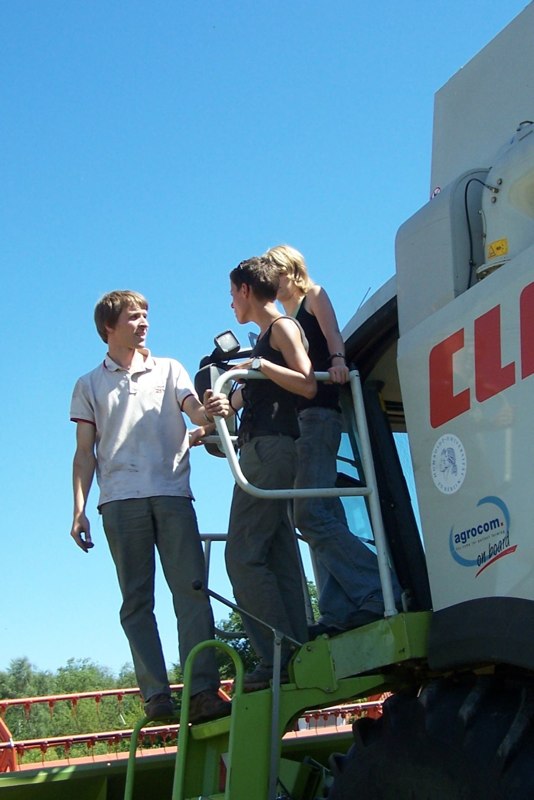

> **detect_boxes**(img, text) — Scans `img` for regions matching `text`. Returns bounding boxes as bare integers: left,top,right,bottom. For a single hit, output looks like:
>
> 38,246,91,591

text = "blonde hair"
264,244,314,294
94,290,148,343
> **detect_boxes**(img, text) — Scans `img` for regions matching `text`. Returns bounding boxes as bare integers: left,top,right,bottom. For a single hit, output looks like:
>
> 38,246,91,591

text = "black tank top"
296,300,340,411
238,317,301,443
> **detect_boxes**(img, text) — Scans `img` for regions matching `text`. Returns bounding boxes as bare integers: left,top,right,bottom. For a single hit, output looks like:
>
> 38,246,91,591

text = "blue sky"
1,1,528,676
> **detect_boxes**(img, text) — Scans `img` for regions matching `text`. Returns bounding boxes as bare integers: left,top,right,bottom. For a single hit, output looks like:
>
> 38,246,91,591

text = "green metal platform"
0,612,430,800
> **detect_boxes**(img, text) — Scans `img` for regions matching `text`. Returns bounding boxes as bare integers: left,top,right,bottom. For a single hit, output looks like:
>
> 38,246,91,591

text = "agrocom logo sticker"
448,496,516,576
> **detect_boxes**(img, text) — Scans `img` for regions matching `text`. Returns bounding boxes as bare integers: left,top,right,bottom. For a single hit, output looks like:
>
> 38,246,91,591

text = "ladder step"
190,713,232,740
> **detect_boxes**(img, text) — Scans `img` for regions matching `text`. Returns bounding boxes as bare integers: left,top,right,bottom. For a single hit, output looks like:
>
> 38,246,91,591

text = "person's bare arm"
308,285,349,384
70,421,97,553
254,317,316,398
183,390,230,427
186,386,242,448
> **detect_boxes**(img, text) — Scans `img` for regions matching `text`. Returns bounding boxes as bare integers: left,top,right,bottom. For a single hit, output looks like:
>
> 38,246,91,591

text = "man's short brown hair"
94,290,148,343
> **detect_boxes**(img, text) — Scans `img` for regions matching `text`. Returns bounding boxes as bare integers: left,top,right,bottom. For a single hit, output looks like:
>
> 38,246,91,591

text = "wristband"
329,352,345,361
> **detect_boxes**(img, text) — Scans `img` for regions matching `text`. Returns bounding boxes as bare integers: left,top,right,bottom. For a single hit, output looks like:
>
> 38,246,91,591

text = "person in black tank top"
224,256,316,690
266,245,401,635
237,317,300,444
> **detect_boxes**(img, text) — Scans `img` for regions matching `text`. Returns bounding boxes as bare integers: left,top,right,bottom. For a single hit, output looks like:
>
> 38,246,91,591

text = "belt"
238,431,297,446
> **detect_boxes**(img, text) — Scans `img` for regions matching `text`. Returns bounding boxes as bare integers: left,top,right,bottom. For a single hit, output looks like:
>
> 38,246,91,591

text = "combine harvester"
3,3,534,796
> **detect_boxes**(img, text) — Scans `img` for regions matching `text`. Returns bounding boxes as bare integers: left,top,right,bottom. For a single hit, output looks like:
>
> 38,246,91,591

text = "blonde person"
265,245,399,636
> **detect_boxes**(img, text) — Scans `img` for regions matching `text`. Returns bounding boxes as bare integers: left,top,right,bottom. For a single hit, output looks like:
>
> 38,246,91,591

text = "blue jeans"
101,496,220,700
294,407,387,627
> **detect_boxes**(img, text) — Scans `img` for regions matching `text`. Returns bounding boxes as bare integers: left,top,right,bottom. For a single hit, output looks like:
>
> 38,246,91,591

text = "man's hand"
71,513,94,553
189,427,209,447
203,389,230,419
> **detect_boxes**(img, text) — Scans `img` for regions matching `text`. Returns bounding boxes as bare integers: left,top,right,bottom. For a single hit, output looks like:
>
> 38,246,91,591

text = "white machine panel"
398,244,534,612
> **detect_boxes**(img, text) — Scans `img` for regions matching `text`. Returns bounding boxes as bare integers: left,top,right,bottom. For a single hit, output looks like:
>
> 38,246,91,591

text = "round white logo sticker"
431,434,467,494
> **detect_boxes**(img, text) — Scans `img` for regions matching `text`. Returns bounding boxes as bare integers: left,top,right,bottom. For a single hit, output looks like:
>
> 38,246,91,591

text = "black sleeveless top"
296,300,340,411
238,318,301,444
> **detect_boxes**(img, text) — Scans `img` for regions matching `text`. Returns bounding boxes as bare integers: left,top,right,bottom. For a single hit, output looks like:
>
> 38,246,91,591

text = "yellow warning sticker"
488,238,508,259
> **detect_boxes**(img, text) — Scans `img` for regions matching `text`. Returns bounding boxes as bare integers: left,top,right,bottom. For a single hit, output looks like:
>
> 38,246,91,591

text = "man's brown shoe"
143,693,176,721
189,690,231,725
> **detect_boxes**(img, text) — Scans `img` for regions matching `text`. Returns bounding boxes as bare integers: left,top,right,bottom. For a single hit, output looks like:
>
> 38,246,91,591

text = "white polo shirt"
70,351,197,507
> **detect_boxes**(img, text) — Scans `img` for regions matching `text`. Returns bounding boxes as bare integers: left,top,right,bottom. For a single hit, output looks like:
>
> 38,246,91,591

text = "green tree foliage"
0,657,145,764
168,662,184,686
215,609,258,678
0,656,51,699
0,658,54,745
307,580,319,620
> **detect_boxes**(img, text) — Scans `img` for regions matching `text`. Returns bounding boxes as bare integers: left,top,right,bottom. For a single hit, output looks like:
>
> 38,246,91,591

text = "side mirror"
198,330,243,371
213,330,240,357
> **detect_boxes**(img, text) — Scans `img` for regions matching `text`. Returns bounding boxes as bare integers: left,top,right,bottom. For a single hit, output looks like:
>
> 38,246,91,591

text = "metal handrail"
212,368,398,618
212,369,370,499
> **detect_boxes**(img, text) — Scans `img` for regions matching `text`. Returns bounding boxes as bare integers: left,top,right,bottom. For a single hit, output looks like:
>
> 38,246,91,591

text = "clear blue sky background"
1,1,528,676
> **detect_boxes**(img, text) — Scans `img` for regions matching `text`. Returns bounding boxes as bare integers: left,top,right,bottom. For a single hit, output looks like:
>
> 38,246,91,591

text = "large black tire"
328,675,534,800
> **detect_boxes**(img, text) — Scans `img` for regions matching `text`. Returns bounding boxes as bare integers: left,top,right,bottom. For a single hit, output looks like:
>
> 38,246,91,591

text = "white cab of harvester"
396,2,534,669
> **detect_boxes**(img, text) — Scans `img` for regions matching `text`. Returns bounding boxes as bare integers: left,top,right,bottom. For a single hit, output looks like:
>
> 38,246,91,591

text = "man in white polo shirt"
69,289,231,724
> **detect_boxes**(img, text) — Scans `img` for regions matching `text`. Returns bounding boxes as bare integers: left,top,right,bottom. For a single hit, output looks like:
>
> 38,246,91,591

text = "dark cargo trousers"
225,436,308,667
102,495,220,701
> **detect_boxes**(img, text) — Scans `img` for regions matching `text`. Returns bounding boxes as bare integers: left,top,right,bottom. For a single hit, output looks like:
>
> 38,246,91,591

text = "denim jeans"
101,496,220,700
226,436,308,667
294,406,388,627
